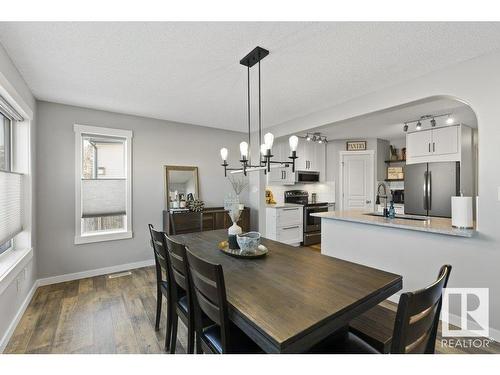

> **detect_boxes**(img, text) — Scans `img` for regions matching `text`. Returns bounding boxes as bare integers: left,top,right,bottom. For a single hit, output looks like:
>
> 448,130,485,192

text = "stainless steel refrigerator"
404,162,460,217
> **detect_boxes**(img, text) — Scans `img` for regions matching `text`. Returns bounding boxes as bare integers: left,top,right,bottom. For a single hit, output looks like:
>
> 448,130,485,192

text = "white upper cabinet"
406,125,461,164
406,129,433,158
296,140,325,172
432,126,459,155
267,138,294,185
266,137,326,184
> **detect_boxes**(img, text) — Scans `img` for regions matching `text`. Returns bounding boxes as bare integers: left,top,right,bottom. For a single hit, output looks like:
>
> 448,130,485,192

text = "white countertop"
311,210,475,238
265,203,303,209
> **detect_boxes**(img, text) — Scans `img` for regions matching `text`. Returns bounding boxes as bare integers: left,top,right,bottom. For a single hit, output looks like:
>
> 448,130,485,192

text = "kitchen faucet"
376,182,389,217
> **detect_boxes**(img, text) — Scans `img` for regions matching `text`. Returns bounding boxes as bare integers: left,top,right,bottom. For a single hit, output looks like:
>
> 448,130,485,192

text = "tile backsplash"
266,181,336,205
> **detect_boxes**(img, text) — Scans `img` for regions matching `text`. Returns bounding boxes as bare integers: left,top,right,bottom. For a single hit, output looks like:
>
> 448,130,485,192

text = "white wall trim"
73,124,133,245
37,258,154,286
0,279,38,353
0,247,33,296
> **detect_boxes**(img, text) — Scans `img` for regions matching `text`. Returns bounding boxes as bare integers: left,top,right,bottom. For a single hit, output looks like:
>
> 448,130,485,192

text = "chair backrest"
391,265,452,354
185,248,230,352
164,234,189,292
148,224,169,283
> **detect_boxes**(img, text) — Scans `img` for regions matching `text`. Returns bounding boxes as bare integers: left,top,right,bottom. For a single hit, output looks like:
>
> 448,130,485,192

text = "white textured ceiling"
305,98,478,142
0,22,499,132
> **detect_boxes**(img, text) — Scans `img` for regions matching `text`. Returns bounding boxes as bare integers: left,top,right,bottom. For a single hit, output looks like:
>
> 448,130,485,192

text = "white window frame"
74,124,133,245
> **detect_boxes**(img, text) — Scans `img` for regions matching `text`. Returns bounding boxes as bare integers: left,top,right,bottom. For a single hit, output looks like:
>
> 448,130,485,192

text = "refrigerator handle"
423,171,428,210
428,171,432,211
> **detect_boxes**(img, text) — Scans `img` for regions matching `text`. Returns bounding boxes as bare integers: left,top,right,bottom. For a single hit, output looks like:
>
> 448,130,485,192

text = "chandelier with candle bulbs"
220,46,299,176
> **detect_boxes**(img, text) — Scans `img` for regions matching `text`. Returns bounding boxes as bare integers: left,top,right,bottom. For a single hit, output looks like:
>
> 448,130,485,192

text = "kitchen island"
311,209,476,303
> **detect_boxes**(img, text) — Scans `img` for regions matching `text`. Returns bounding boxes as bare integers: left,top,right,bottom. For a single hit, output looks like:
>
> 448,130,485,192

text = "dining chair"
164,234,199,354
148,224,173,351
312,265,452,354
185,248,262,354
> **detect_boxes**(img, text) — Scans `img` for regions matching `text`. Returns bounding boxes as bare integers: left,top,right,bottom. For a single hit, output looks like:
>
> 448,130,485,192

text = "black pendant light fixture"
220,46,298,176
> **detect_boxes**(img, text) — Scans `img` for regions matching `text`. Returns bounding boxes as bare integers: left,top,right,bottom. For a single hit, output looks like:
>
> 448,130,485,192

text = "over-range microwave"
295,170,320,183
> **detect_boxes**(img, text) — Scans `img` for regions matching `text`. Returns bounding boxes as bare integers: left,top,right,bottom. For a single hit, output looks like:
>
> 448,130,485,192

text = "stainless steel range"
284,190,329,246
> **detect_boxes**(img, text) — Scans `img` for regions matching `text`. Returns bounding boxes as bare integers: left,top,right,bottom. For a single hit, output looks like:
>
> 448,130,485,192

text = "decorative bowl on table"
236,232,261,254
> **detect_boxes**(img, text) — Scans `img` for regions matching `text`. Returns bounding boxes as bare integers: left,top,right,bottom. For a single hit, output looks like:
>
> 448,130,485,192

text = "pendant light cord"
258,60,262,152
247,65,251,162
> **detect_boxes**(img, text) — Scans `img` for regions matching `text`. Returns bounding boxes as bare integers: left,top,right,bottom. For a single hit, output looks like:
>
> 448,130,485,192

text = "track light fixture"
403,113,454,133
303,132,328,144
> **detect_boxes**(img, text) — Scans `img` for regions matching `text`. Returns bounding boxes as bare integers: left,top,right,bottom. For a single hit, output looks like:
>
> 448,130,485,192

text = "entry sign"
346,141,367,151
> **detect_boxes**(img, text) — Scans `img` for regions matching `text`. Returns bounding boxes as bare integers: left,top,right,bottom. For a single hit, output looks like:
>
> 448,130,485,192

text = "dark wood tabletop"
172,229,402,353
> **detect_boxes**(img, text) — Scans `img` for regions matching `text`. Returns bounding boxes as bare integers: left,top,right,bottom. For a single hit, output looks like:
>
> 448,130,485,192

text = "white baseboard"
0,280,39,353
37,258,155,286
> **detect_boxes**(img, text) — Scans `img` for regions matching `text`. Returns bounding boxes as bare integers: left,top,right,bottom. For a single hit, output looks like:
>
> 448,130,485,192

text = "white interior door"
340,152,374,211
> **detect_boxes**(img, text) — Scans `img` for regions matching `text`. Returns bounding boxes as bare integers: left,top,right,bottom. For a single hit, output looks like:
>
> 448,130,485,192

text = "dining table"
172,229,402,353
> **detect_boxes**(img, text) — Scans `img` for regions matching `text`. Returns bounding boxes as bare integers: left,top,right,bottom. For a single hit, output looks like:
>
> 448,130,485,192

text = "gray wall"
325,138,388,205
36,101,247,278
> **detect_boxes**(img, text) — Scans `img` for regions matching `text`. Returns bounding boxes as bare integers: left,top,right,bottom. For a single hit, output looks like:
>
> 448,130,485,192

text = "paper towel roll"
452,196,473,229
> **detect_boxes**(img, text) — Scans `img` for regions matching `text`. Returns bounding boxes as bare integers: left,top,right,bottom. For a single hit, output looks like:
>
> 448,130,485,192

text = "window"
74,125,133,244
0,107,21,256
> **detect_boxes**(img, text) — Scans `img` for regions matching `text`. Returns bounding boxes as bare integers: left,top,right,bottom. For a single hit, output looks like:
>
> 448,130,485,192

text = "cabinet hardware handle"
433,142,435,152
283,208,299,211
282,226,299,230
428,143,431,152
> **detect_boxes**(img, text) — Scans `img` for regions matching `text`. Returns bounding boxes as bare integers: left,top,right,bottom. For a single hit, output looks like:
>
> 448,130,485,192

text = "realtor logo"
442,288,489,337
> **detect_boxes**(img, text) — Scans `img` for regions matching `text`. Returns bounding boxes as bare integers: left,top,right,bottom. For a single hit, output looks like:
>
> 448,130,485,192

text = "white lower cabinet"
266,205,303,246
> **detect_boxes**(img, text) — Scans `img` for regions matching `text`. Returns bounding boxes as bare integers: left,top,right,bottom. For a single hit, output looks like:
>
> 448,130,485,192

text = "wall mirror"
164,166,199,211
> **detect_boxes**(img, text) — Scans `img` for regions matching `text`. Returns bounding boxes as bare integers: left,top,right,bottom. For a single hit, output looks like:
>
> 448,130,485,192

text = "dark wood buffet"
163,207,250,235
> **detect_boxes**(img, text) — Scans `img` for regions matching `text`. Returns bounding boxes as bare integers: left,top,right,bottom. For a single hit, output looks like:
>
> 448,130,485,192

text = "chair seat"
309,332,380,354
177,295,189,314
202,324,262,354
349,304,396,354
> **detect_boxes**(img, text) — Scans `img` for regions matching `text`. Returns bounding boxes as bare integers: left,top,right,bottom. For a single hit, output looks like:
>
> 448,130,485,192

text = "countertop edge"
312,212,475,238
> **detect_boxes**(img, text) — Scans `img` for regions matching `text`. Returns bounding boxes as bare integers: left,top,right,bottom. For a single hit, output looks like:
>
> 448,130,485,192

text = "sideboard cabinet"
163,207,250,235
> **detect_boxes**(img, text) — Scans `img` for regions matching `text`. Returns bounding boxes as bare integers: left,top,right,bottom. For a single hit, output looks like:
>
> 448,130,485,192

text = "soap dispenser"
388,201,396,219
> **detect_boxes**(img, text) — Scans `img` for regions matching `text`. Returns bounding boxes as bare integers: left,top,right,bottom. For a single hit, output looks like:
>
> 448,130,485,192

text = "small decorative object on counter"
451,194,474,229
187,199,204,212
236,232,261,255
388,201,396,219
265,189,276,204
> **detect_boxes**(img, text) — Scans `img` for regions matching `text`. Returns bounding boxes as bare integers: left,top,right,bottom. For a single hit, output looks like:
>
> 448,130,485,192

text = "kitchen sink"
364,212,430,222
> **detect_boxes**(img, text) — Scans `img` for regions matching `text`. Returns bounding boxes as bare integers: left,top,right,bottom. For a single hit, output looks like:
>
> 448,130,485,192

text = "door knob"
366,200,372,204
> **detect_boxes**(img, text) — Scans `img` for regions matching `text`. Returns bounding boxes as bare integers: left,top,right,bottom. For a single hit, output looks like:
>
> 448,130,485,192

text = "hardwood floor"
4,266,500,354
5,267,187,354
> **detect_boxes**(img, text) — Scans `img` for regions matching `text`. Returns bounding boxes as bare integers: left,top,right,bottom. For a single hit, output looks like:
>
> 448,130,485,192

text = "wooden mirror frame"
164,165,200,210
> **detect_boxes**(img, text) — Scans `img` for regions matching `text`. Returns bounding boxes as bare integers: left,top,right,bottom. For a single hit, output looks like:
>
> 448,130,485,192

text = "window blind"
0,170,23,244
81,178,126,218
0,95,24,121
